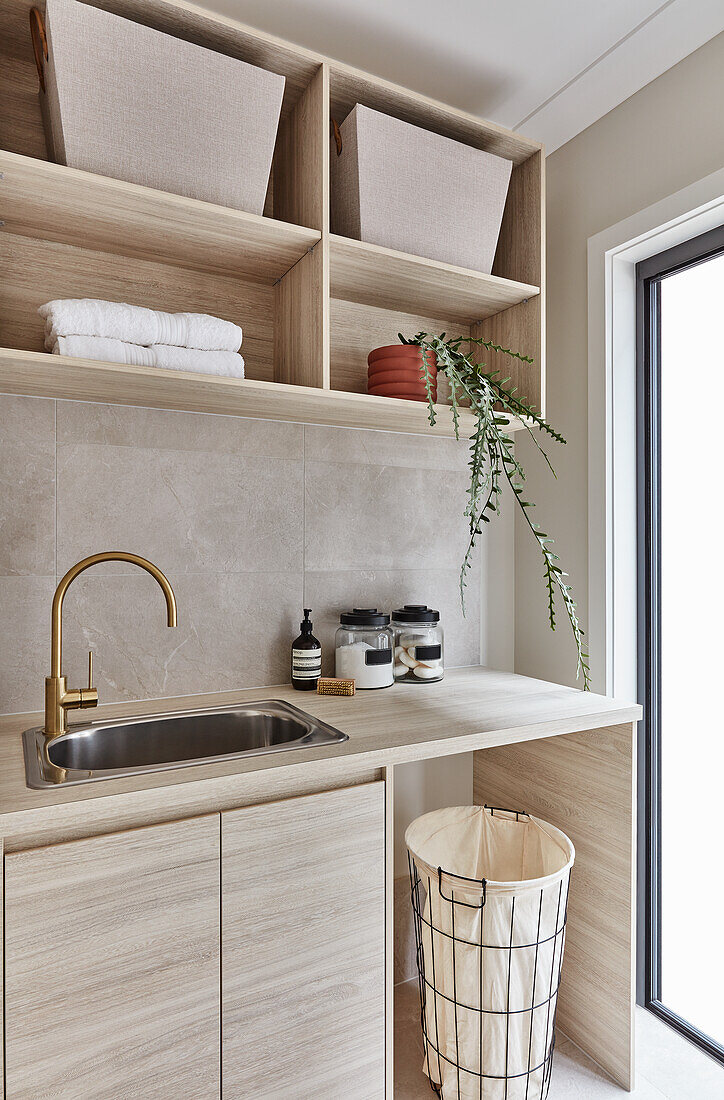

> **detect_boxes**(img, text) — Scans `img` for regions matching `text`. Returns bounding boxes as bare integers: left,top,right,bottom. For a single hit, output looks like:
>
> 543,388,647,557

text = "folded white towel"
53,335,245,378
39,299,242,352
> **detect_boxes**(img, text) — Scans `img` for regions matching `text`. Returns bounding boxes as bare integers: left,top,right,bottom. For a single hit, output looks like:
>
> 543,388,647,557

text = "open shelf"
0,348,532,436
0,151,320,283
330,234,539,325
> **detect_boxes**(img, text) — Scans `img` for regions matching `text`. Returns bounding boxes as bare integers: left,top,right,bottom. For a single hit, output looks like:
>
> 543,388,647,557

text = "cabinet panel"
472,724,636,1089
4,815,220,1100
222,782,386,1098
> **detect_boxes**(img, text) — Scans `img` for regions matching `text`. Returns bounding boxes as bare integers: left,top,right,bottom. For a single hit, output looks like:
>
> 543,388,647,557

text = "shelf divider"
473,150,545,413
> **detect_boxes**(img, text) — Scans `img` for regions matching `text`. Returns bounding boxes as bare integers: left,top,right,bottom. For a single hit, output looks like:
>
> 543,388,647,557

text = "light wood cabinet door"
222,782,386,1098
4,815,220,1100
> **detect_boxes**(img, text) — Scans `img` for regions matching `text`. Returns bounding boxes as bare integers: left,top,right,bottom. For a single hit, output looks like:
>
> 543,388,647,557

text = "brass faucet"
45,551,177,741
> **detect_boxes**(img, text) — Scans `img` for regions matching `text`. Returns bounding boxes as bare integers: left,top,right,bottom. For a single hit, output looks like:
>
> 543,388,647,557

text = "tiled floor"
394,979,724,1099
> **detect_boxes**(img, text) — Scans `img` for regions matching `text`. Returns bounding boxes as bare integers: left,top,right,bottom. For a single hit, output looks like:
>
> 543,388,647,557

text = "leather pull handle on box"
29,7,48,93
331,117,343,156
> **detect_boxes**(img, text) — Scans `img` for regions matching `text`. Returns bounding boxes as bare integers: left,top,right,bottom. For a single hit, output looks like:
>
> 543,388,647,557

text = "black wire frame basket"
407,806,572,1100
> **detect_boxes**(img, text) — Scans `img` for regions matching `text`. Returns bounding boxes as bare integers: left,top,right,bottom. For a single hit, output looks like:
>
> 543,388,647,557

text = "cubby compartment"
0,0,325,231
327,61,542,276
0,232,274,380
0,229,330,397
330,298,469,398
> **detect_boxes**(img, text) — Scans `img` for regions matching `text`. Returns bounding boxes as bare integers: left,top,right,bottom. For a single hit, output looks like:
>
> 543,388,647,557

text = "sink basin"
23,699,349,788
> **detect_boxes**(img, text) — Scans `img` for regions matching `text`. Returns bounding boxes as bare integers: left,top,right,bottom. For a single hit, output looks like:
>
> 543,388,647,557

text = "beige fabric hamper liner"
331,104,513,274
42,0,285,214
406,806,575,1099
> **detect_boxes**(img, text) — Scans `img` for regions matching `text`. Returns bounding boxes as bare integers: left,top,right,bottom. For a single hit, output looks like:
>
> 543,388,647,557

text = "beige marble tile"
634,1006,724,1099
305,460,471,573
57,400,303,458
303,568,480,676
304,424,471,472
56,443,304,576
60,571,302,703
550,1037,666,1098
395,981,674,1100
0,395,55,576
0,575,56,715
0,394,55,444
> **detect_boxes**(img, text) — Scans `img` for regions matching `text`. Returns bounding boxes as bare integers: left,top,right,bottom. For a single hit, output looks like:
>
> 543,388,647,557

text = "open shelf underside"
0,348,530,436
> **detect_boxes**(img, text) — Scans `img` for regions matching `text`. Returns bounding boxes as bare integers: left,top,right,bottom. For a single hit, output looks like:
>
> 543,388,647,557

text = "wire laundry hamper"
406,805,575,1100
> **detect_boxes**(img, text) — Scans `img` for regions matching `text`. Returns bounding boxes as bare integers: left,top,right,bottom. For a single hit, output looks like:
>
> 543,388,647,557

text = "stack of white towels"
38,299,245,377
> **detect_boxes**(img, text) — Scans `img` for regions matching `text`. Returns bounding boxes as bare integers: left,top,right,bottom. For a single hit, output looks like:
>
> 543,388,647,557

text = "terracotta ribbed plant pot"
368,344,431,364
367,369,433,387
367,344,437,402
368,382,430,398
368,391,430,402
367,357,434,377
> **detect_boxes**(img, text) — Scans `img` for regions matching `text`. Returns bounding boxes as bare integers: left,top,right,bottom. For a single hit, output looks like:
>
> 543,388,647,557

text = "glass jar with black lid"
335,608,394,689
392,604,444,682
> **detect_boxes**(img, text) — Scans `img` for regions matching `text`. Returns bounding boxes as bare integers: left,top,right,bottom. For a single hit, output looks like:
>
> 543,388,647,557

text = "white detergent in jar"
334,609,394,689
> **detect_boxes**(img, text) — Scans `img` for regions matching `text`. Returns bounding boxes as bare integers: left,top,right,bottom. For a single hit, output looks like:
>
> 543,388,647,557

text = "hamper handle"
437,866,487,909
29,7,48,93
484,803,528,821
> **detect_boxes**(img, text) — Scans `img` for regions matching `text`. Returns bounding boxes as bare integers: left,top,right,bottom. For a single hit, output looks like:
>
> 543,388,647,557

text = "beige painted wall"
515,32,724,689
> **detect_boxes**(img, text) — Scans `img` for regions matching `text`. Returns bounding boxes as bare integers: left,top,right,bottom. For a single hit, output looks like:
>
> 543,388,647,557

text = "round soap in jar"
391,605,444,683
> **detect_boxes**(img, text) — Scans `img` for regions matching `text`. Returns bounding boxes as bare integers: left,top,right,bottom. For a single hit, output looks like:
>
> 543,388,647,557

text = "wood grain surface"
4,814,221,1099
222,783,386,1096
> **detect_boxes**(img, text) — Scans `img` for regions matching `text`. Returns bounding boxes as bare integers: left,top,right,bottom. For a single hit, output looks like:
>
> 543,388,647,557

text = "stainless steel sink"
23,699,349,788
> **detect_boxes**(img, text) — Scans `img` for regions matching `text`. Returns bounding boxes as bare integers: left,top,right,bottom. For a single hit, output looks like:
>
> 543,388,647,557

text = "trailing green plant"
399,331,591,690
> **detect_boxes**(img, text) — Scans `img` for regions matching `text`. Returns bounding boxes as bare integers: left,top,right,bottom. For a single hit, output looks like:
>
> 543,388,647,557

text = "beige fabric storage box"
40,0,285,214
331,104,513,274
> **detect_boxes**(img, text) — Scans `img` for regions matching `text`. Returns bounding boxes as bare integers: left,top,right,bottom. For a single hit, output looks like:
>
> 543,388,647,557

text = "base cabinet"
2,782,387,1099
4,815,221,1100
222,783,387,1098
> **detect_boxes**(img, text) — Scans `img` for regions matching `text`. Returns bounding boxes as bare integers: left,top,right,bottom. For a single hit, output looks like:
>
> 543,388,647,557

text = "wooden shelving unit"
0,0,545,434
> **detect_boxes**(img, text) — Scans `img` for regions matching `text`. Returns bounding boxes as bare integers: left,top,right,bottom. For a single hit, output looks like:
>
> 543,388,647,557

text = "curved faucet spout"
45,551,177,738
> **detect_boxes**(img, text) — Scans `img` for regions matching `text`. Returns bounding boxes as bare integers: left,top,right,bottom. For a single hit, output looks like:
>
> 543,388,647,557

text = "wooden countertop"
0,667,641,826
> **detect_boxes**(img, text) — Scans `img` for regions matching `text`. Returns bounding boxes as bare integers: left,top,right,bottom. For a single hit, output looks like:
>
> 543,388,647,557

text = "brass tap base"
44,675,98,740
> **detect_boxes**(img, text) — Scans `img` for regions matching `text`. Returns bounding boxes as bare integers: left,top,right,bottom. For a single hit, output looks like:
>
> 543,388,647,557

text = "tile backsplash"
0,394,487,715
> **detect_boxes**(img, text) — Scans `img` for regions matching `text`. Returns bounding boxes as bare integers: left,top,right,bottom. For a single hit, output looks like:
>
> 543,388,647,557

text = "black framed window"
637,223,724,1065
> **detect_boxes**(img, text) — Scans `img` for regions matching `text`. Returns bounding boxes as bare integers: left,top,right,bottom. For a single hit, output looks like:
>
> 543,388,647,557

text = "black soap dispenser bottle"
291,609,322,690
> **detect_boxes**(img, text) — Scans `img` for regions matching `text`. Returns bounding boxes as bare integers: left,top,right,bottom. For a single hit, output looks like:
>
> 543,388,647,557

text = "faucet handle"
78,650,99,710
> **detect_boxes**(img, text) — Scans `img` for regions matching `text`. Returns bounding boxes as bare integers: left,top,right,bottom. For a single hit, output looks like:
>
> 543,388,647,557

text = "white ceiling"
205,0,724,152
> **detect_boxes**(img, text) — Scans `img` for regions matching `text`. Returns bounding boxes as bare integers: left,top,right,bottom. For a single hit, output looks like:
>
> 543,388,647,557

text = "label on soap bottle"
292,648,322,678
